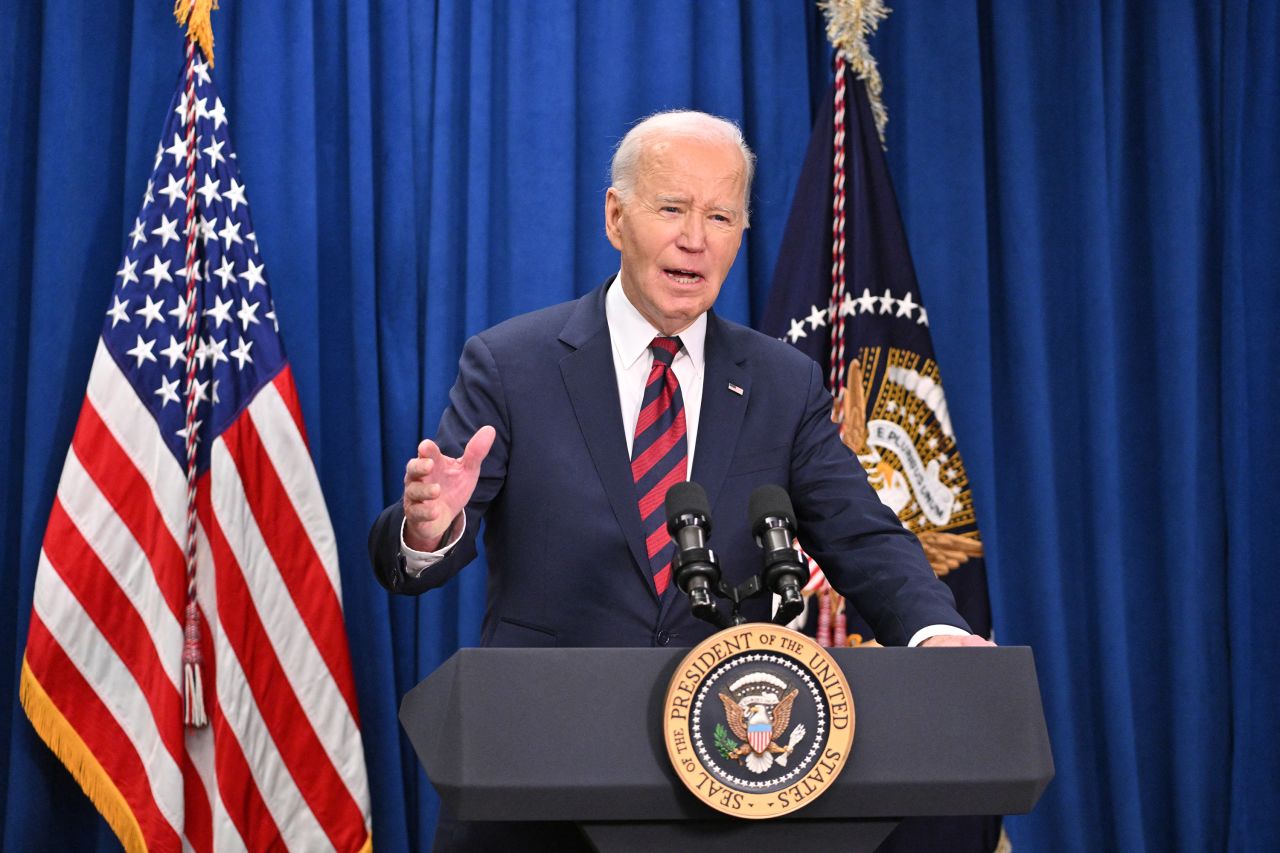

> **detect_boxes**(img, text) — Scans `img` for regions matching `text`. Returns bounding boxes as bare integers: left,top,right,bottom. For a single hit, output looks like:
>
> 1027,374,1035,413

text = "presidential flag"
19,37,372,852
759,47,1002,853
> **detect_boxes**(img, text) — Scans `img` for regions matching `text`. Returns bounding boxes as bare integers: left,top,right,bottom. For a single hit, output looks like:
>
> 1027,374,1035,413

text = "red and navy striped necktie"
632,336,688,595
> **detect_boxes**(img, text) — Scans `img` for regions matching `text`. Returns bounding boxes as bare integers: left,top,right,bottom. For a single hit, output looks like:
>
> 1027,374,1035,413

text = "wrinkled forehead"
637,136,748,207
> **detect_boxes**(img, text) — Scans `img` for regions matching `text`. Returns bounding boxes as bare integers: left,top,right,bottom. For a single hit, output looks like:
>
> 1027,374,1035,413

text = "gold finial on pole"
819,0,891,145
174,0,219,66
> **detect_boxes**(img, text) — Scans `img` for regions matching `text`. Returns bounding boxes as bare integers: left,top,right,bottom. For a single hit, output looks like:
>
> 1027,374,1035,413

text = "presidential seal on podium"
662,624,855,818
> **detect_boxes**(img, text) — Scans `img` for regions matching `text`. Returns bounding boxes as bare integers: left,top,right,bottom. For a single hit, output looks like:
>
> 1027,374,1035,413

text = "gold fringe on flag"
819,0,891,145
174,0,219,66
19,658,147,852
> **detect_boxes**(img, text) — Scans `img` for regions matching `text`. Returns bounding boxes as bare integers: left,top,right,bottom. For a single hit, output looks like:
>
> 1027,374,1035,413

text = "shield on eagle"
748,722,772,755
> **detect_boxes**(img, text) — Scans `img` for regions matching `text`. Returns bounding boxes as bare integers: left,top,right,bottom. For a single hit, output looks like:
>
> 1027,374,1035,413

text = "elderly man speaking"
369,110,988,849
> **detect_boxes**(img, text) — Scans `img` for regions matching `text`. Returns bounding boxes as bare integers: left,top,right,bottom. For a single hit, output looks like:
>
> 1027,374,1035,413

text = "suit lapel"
559,281,658,602
659,311,751,624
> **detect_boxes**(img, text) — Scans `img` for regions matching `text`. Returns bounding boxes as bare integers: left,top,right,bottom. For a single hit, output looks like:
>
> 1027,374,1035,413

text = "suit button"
655,630,671,646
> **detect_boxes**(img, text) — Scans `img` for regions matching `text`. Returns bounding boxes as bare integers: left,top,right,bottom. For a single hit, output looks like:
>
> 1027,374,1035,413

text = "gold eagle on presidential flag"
759,0,994,649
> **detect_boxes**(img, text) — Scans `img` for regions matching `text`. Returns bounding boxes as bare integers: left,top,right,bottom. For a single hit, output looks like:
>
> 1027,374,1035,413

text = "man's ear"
604,188,624,251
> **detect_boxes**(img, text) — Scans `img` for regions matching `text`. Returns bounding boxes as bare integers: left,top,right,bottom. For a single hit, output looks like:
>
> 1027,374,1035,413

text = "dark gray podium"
400,647,1053,852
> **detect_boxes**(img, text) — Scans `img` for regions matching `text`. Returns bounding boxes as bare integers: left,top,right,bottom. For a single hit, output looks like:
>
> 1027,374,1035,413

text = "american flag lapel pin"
727,382,744,396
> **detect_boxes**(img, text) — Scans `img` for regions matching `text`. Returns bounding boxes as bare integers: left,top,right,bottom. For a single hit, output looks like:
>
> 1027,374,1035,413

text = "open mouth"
664,268,703,284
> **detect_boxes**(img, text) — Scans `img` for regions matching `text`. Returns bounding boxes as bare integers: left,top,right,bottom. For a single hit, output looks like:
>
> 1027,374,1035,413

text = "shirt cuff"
400,515,466,576
907,624,972,648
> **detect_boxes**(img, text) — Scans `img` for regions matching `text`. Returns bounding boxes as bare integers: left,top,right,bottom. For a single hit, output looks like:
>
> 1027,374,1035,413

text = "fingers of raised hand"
404,454,436,485
403,479,443,504
462,425,497,468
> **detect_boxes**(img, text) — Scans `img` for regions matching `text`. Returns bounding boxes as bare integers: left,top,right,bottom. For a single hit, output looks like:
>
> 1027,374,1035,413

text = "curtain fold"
2,2,1276,851
876,3,1275,851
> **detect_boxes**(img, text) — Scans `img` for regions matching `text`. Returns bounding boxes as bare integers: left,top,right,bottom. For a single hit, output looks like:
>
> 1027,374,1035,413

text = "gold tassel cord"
819,0,891,145
19,659,147,852
174,0,218,66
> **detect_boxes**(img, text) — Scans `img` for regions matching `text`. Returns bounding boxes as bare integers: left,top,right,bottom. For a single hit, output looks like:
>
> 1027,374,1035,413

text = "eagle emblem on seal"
717,672,808,774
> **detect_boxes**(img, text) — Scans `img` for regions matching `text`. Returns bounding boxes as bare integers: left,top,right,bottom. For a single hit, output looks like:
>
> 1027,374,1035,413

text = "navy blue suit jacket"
370,279,967,649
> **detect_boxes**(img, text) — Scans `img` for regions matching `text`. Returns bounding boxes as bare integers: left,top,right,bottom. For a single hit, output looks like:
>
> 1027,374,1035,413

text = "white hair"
609,110,756,223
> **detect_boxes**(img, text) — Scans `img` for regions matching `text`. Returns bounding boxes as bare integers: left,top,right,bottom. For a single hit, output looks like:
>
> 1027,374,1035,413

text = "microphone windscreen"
748,485,796,530
665,481,710,521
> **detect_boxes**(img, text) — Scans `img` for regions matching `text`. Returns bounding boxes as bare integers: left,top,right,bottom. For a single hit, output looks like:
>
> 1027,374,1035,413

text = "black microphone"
665,481,722,625
748,485,810,626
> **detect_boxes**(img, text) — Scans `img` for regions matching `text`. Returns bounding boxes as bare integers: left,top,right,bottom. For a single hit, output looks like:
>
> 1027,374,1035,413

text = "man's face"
605,135,747,335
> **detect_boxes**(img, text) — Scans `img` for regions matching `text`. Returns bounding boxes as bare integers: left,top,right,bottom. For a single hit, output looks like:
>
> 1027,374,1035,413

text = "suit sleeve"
788,359,970,645
368,333,511,595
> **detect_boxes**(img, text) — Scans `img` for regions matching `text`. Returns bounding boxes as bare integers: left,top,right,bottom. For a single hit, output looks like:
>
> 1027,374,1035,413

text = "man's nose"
676,214,706,251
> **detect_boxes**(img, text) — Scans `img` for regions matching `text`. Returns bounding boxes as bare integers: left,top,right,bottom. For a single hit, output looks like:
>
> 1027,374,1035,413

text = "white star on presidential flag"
787,316,807,343
839,291,857,317
877,289,895,314
895,291,917,319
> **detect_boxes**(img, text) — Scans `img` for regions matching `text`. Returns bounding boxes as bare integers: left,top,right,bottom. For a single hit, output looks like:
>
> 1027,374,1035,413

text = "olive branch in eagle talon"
718,688,806,773
713,724,739,760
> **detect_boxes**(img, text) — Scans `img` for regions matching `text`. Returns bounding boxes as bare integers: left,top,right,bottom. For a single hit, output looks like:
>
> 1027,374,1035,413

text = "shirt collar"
605,273,707,374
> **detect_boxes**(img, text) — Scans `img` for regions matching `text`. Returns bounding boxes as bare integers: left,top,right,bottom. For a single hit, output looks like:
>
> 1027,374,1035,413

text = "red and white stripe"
749,728,771,755
22,342,371,852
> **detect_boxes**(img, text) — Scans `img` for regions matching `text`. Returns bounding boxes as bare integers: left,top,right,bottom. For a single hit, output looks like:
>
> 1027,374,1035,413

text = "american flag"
19,50,372,852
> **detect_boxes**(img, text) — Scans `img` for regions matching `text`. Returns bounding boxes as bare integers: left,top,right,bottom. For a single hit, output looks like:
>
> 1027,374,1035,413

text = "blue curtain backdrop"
1,2,1276,852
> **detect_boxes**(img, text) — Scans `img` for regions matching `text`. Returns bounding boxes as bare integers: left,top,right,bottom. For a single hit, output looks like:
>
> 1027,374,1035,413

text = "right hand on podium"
402,426,496,552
